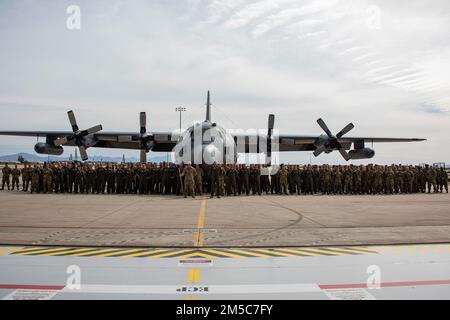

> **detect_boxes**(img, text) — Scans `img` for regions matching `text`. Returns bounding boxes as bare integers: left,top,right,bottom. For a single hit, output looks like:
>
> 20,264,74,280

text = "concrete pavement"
0,191,449,247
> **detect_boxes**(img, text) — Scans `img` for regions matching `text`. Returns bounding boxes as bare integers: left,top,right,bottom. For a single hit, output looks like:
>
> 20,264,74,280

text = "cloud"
0,0,449,163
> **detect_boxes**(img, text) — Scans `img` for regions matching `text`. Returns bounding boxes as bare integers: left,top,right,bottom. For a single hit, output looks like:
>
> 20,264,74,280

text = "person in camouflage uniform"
303,165,314,195
425,165,437,193
438,168,448,193
210,162,222,199
180,163,196,198
30,164,41,194
320,165,331,195
353,166,362,195
42,164,53,193
279,164,289,195
332,166,343,195
22,164,31,192
1,164,11,190
11,164,21,190
239,164,250,196
343,166,353,195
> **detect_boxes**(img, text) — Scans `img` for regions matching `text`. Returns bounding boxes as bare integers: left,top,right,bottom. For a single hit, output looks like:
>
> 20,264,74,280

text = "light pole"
175,107,186,134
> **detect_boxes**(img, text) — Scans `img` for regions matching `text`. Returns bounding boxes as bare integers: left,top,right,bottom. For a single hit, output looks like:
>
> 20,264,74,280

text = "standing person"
30,164,41,194
279,164,289,195
439,168,448,193
1,163,11,190
210,162,221,199
239,164,250,196
253,164,261,195
304,165,314,195
22,164,31,192
425,164,437,193
11,164,21,190
180,163,197,198
194,165,204,196
42,164,54,194
321,165,331,195
97,164,106,194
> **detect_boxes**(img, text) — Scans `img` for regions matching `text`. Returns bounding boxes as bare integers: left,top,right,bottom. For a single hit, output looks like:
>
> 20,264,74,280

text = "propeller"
54,110,102,161
138,112,154,164
266,114,275,165
313,118,354,161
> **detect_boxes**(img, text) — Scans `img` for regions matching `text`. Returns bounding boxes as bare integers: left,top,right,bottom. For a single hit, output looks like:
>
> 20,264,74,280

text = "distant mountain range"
0,152,174,163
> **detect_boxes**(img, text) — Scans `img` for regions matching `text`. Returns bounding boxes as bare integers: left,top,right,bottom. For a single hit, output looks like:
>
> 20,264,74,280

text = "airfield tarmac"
0,191,449,247
1,191,449,300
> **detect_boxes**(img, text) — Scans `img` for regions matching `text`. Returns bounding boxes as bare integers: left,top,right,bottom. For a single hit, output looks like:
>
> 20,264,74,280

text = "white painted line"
2,289,59,300
61,283,321,295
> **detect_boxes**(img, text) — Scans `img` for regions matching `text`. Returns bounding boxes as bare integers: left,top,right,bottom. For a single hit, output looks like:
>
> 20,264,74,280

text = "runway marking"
195,196,207,247
372,244,450,255
5,246,381,259
319,279,450,290
188,269,201,284
0,249,6,256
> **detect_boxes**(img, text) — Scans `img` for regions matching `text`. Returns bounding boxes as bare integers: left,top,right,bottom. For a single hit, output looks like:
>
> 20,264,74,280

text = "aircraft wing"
232,133,426,152
0,130,179,152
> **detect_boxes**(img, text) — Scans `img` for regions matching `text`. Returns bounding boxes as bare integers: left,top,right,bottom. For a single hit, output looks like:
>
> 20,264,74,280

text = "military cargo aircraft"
0,92,425,164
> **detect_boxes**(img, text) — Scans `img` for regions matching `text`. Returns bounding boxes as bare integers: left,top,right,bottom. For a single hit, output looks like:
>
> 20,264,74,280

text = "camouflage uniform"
1,164,11,190
42,165,53,193
11,165,21,190
181,165,197,198
279,166,289,195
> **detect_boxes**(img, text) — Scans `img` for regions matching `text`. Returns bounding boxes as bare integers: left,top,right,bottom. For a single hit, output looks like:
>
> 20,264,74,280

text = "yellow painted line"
97,249,147,258
300,248,347,256
7,247,19,252
148,249,194,259
405,246,417,254
251,248,296,257
0,249,6,255
14,247,73,256
325,247,377,255
342,246,377,253
69,248,123,257
125,249,172,258
195,196,207,247
184,297,200,300
226,248,269,258
204,249,243,259
188,269,201,283
39,248,97,257
275,248,321,257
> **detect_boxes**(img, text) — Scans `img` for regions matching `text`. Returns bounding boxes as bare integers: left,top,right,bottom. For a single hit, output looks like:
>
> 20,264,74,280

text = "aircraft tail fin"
206,90,211,122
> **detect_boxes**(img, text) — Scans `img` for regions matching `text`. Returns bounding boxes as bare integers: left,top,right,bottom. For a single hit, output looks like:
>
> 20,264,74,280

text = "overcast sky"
0,0,449,164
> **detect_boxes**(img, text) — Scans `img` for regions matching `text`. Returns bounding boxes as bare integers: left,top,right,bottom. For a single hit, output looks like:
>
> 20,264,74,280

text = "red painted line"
319,279,450,290
0,284,65,290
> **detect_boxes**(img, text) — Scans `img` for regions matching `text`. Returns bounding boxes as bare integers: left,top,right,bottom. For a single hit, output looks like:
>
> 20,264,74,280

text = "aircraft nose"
203,144,222,165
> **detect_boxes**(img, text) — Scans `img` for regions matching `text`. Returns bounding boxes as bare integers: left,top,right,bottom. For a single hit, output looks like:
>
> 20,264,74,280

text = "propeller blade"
336,123,354,139
79,145,88,161
68,111,79,132
140,112,146,134
338,148,351,161
85,125,103,135
313,145,327,157
140,149,147,164
317,118,333,138
54,137,68,146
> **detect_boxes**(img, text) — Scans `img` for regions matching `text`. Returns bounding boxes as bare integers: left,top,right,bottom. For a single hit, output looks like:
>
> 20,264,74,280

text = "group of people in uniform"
1,162,448,198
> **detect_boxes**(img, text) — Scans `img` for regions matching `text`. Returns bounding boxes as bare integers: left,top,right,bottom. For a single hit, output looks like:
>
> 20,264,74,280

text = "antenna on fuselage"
206,90,211,122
